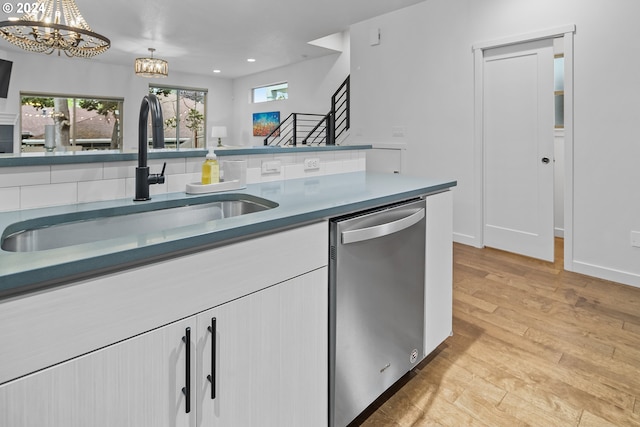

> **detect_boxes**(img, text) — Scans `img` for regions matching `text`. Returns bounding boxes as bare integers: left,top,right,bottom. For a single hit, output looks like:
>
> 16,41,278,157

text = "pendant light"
134,48,168,78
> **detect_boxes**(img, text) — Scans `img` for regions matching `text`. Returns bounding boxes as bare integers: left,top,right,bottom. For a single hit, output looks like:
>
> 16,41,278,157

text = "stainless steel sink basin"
2,195,277,252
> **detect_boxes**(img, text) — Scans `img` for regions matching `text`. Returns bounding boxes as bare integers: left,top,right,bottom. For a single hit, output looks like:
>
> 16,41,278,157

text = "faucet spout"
135,94,166,201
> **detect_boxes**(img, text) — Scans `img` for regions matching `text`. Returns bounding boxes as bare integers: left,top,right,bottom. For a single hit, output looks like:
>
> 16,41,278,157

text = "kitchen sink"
1,195,277,252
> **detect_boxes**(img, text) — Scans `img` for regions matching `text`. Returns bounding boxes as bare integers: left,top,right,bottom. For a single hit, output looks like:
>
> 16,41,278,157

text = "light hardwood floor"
357,239,640,426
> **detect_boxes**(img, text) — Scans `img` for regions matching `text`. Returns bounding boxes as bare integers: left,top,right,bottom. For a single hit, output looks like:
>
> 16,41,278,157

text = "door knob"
541,157,550,164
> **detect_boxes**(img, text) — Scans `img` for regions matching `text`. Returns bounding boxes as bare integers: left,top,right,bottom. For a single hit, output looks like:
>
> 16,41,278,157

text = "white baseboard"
572,260,640,289
453,232,481,248
554,227,564,238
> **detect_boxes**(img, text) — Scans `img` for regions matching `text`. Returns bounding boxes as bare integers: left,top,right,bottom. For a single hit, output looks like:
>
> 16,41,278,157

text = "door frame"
472,24,576,271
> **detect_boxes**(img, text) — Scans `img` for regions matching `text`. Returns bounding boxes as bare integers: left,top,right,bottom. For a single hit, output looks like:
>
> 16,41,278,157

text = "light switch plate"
631,231,640,248
261,160,281,174
369,28,380,46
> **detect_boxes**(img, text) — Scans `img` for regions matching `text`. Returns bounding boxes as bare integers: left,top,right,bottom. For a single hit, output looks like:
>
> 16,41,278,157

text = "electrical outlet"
631,231,640,248
261,160,281,175
304,158,320,171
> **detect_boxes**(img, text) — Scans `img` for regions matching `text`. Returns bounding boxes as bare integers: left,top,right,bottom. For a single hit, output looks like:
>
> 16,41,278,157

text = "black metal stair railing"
331,75,350,145
263,75,350,147
263,113,327,146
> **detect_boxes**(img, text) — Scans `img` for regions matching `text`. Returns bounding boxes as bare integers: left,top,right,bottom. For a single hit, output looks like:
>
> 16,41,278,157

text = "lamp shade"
134,48,168,78
211,126,227,138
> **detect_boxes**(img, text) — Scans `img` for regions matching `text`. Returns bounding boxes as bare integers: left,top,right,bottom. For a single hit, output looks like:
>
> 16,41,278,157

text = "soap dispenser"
202,147,220,185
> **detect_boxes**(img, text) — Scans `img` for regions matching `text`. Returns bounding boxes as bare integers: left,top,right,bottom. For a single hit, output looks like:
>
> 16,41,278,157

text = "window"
149,85,207,149
554,54,564,129
252,82,288,103
21,93,123,151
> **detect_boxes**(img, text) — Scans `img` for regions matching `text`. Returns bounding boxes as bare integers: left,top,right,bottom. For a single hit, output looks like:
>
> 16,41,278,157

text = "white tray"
185,180,245,194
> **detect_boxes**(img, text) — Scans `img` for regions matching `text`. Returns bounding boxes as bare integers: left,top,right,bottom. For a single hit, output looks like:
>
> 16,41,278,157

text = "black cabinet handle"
207,317,217,399
182,327,191,413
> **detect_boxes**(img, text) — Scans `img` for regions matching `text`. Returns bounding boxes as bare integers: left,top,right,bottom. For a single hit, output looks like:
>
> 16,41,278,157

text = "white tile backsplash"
124,177,135,199
51,163,103,183
0,165,50,188
149,181,169,196
78,179,126,203
186,158,203,174
2,149,368,211
21,182,78,209
343,160,358,172
246,167,262,184
104,161,136,179
325,159,343,175
149,158,185,175
168,173,200,193
0,187,20,212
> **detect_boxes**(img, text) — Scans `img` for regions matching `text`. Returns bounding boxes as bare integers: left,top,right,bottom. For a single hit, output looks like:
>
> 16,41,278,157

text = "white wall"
230,31,350,146
0,49,233,152
350,0,640,287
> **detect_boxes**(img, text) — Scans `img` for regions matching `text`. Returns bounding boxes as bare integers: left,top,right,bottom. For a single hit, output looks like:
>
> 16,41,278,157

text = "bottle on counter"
201,147,220,185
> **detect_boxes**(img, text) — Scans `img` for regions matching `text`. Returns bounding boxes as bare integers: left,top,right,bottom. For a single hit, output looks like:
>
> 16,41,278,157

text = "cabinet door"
196,267,328,427
0,317,195,427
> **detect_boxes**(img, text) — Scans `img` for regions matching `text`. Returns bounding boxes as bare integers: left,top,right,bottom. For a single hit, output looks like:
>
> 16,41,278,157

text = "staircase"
264,76,350,147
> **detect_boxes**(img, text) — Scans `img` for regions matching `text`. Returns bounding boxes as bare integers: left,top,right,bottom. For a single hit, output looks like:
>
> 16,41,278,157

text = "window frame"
20,91,124,151
148,84,208,149
251,82,288,104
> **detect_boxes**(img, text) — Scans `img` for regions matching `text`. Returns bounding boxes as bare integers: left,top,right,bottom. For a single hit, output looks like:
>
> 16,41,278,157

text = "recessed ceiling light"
247,58,256,63
213,69,221,73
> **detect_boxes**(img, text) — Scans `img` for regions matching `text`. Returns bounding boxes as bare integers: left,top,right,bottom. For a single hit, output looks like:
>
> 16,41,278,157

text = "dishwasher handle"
341,208,425,244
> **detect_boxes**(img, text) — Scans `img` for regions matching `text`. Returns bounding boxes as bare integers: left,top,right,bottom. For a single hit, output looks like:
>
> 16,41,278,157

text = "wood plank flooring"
356,239,640,426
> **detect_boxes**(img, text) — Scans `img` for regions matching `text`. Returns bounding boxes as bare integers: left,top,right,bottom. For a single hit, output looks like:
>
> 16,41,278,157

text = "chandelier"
0,0,110,58
134,48,168,78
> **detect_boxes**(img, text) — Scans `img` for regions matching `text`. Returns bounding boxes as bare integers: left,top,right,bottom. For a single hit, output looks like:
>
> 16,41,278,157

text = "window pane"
75,98,123,149
252,82,288,103
150,88,178,147
179,90,206,149
554,57,564,92
21,95,123,151
554,56,564,129
149,86,207,149
555,94,564,128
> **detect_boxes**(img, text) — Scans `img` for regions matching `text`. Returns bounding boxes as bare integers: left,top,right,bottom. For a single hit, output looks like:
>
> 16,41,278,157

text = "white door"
483,39,555,262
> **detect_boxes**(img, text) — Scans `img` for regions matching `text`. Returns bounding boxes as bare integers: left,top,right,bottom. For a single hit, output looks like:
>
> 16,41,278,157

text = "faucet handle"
148,162,167,185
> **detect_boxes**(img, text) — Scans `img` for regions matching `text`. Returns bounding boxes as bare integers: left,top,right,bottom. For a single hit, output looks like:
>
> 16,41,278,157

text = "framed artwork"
253,111,280,137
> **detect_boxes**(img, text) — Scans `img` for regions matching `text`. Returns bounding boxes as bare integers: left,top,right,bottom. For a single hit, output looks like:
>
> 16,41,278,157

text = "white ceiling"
2,0,424,79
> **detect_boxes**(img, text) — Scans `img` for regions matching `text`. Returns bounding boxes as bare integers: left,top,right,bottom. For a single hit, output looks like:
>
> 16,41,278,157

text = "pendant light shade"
134,48,168,78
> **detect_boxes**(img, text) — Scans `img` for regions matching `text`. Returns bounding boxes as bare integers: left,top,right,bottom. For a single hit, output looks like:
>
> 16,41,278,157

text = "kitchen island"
0,171,456,426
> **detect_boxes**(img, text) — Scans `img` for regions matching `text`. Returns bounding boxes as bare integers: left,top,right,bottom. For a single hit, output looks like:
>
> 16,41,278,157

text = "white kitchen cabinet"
424,190,454,356
0,267,327,427
196,267,328,427
0,317,195,427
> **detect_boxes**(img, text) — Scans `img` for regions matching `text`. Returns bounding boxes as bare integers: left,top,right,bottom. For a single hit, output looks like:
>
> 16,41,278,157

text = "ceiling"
0,0,425,79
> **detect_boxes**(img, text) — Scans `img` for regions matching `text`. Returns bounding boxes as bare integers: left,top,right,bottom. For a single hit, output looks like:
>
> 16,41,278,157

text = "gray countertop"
0,172,456,298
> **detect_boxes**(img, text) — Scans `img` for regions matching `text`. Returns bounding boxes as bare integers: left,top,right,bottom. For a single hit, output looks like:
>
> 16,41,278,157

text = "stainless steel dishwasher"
329,198,426,427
